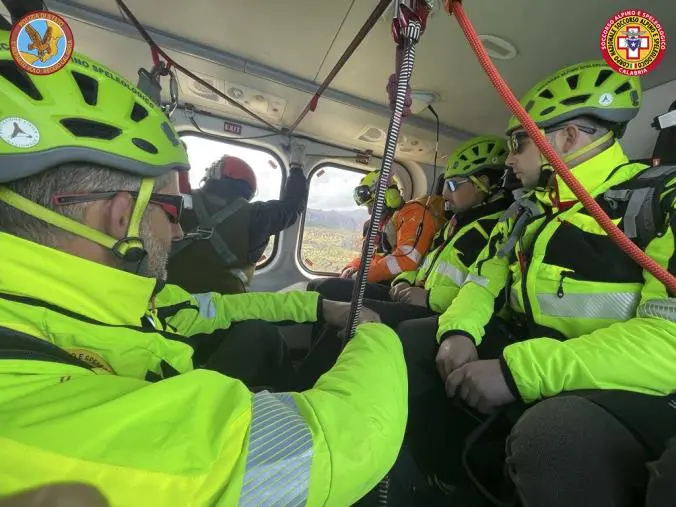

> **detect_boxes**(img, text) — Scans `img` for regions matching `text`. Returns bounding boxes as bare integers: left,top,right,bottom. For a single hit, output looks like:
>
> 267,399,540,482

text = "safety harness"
603,164,676,249
170,192,251,287
497,163,676,262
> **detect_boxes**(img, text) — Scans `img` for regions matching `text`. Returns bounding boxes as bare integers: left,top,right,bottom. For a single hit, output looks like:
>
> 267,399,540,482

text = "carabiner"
392,0,433,43
162,70,179,118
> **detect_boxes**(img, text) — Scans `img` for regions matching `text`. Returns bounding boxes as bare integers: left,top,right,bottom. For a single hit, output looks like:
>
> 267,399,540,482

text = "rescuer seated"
296,136,513,390
394,60,676,506
372,135,513,327
307,169,441,301
0,34,407,507
167,143,309,294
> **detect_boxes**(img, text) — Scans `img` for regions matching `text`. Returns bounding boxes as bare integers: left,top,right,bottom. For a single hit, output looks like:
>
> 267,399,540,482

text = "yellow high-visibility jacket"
393,192,511,313
0,232,407,506
438,142,676,403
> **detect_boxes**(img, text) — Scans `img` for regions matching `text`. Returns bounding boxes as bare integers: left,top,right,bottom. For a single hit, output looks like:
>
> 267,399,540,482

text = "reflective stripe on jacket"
0,232,407,506
347,201,438,283
393,192,511,313
437,141,676,403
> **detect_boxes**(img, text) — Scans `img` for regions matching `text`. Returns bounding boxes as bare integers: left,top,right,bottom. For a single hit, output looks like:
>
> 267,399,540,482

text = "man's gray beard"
138,213,170,282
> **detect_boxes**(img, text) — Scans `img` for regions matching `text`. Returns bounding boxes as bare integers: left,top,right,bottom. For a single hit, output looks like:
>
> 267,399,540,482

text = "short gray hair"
0,163,172,248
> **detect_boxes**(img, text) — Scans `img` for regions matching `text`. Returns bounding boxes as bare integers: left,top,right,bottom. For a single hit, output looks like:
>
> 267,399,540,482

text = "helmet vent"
472,146,480,156
132,138,158,154
594,69,613,88
487,142,496,152
0,61,42,100
540,106,557,116
60,118,121,139
538,89,554,100
71,72,98,106
130,103,149,122
474,157,487,165
566,75,579,90
561,94,591,106
614,82,631,95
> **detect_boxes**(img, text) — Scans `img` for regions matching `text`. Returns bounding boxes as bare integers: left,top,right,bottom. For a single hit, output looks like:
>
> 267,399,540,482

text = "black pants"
191,320,297,392
307,277,391,302
294,300,436,392
396,316,676,507
645,438,676,507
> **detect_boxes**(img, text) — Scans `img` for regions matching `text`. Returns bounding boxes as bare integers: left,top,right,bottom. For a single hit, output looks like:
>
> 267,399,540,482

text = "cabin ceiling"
9,1,676,165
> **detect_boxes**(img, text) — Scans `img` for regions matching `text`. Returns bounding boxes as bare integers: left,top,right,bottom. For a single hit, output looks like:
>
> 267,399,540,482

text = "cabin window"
299,164,370,275
180,133,284,267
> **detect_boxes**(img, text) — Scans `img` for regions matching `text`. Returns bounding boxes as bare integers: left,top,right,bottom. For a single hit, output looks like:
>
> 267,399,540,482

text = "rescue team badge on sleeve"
9,10,74,75
66,348,116,374
600,10,666,76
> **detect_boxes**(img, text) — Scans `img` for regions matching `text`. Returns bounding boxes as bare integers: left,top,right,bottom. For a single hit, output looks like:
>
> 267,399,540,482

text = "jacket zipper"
417,221,454,283
557,271,572,298
520,208,559,328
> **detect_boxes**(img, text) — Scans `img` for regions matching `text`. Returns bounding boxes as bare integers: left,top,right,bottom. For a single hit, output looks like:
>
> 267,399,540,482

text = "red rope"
447,0,676,295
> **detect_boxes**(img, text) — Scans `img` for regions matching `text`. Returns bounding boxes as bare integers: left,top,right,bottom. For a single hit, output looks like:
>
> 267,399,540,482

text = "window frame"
296,162,373,277
178,130,286,271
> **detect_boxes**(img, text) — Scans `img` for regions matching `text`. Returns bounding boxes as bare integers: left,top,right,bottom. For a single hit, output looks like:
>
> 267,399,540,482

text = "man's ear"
561,124,581,153
104,192,134,239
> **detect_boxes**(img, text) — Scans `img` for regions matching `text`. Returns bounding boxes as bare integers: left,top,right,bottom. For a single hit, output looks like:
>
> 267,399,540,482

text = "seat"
652,99,676,164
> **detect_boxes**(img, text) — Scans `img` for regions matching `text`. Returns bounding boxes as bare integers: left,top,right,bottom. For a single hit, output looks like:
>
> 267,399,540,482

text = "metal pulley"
136,46,179,118
392,0,433,44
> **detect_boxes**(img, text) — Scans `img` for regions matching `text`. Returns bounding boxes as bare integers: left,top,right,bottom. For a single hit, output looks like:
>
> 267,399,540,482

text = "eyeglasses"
353,185,374,206
444,178,470,192
53,191,184,224
507,124,598,154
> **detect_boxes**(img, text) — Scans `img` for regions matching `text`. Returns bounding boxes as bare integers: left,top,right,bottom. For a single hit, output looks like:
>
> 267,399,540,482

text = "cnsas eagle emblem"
9,10,74,75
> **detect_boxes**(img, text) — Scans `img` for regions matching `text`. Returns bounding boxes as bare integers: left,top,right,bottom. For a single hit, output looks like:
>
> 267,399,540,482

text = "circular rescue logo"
9,11,74,75
0,117,40,148
600,10,666,76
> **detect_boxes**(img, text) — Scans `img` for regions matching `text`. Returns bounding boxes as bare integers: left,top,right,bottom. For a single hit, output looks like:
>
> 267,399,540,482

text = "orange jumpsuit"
345,200,440,283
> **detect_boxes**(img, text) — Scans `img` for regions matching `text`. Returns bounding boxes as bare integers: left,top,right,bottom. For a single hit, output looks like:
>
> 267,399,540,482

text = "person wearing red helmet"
167,141,308,294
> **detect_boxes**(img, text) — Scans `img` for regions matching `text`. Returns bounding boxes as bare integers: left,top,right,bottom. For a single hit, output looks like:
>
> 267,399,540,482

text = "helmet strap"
0,177,155,268
537,130,614,189
469,175,490,194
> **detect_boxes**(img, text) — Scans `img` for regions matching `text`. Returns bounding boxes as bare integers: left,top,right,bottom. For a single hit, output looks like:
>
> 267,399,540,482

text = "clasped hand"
435,334,515,414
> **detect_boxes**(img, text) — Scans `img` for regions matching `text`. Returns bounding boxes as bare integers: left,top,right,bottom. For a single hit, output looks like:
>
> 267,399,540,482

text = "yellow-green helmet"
0,30,189,183
0,29,189,263
444,135,508,179
353,170,403,209
506,60,641,137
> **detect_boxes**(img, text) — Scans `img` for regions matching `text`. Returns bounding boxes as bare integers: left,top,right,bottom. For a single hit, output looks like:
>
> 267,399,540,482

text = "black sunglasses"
53,191,184,224
507,124,598,154
353,185,374,206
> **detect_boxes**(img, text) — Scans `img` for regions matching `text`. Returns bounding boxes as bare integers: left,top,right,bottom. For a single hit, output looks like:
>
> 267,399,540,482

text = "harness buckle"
182,227,214,241
392,0,433,43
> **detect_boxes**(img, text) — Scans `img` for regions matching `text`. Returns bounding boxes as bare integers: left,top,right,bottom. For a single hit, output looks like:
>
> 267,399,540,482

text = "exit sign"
223,121,242,135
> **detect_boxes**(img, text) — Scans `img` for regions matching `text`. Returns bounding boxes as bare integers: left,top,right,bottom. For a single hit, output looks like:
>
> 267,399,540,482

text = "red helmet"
177,171,193,209
178,171,192,195
207,156,257,194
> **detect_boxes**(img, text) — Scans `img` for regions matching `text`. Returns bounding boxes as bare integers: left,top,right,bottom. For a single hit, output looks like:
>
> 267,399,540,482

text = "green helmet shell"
505,60,641,137
444,135,507,179
0,30,189,183
357,170,403,209
359,170,401,189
